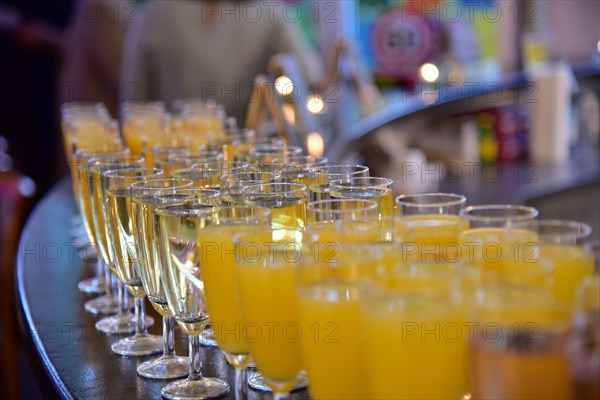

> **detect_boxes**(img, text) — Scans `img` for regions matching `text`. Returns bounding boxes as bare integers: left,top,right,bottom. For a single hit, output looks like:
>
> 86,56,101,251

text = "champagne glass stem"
135,297,147,334
234,367,247,400
102,261,115,297
95,258,104,283
163,316,176,356
117,279,126,314
273,393,288,400
189,335,203,380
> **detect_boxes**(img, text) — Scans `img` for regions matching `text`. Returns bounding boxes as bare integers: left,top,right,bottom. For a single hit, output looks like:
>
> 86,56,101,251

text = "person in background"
121,0,323,123
59,0,137,117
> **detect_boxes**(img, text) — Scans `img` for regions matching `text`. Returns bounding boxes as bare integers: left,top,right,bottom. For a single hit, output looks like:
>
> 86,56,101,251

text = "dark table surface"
16,179,308,400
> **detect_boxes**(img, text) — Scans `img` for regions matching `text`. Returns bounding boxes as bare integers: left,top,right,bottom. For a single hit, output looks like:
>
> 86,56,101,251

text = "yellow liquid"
472,288,573,399
246,196,306,237
158,205,212,336
236,249,303,391
309,184,331,203
393,214,469,263
330,187,394,220
77,165,99,246
197,225,252,356
542,245,595,305
171,169,221,189
88,167,114,268
296,283,366,399
132,195,172,316
363,297,469,399
105,190,145,298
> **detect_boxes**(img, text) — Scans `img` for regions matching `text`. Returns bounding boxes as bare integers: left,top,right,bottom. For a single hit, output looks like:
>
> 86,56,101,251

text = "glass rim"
395,193,467,207
130,178,193,190
87,155,145,166
241,182,307,195
329,176,393,189
102,167,164,179
310,164,369,174
155,187,220,199
198,205,272,223
307,198,379,212
460,204,539,222
508,219,592,241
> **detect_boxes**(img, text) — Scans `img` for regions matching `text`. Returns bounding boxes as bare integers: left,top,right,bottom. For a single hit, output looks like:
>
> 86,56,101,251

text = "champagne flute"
196,206,272,399
70,145,125,295
74,147,128,313
86,155,146,334
131,178,194,378
103,168,165,356
220,171,281,206
242,182,308,237
247,144,303,171
395,193,466,216
270,155,328,187
234,232,304,399
155,189,230,399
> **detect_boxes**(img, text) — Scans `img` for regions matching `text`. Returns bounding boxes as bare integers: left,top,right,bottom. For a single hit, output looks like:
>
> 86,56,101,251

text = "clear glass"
70,145,127,295
247,144,303,171
74,147,128,313
222,135,287,162
86,155,146,333
460,204,539,228
569,275,600,399
173,160,253,189
362,268,469,399
395,193,467,216
220,171,281,206
156,190,230,399
330,177,394,220
507,220,595,305
234,235,303,399
470,284,572,399
196,206,272,399
308,164,370,202
242,182,308,236
130,178,194,377
168,150,224,171
306,199,379,225
270,155,328,186
103,168,165,357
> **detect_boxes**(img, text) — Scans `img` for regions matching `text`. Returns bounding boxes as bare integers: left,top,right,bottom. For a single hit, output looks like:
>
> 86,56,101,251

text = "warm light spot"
282,103,295,125
419,63,440,83
275,76,294,96
306,94,325,114
307,132,324,157
597,40,600,53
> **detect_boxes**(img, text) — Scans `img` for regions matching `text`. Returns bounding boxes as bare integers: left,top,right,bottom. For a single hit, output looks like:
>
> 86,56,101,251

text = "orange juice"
471,286,574,399
197,225,252,356
235,241,303,391
296,283,366,399
362,288,469,399
542,244,595,305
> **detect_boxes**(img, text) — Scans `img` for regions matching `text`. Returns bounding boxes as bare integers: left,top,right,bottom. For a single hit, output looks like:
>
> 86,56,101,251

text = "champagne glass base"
95,313,154,334
78,276,106,295
248,371,307,392
137,355,190,379
84,295,119,315
161,377,230,400
111,333,162,356
199,328,218,347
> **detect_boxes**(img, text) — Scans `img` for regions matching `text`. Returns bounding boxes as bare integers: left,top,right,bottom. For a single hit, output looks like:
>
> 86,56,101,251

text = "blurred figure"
59,0,135,117
121,0,323,123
